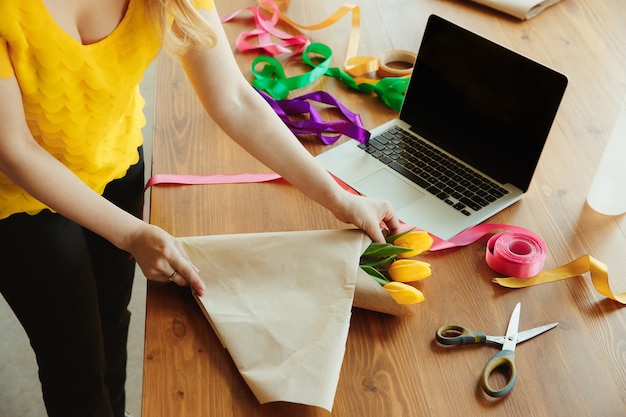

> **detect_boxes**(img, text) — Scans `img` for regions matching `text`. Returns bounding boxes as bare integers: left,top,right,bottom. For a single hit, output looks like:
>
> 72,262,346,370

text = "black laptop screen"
401,15,568,191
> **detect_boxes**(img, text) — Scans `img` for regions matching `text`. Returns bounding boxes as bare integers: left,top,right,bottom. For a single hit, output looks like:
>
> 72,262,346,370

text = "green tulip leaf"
360,255,395,269
361,242,412,257
359,265,389,285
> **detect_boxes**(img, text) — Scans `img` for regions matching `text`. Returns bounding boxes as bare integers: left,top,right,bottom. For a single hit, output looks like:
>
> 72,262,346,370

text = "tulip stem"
359,265,389,285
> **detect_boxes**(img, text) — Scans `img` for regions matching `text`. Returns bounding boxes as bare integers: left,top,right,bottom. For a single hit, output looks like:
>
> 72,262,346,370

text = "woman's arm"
179,8,400,242
0,74,206,294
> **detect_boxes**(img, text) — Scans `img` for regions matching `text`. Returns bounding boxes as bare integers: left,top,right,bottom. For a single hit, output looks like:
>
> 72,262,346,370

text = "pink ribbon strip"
145,173,284,189
220,1,310,56
426,223,542,251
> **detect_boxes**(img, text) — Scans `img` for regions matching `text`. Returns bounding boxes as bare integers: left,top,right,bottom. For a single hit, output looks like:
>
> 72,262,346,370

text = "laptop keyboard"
358,127,509,216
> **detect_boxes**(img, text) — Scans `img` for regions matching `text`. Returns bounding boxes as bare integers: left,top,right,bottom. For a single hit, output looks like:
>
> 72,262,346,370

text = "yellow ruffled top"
0,0,214,219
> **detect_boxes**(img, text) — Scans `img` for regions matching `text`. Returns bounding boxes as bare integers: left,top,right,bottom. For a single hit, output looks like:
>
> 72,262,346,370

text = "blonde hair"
147,0,217,55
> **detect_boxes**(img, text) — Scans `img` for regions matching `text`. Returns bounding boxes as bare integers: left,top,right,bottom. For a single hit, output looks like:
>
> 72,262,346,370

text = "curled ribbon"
225,1,379,77
220,1,310,55
423,223,625,304
251,43,332,100
252,42,409,110
493,255,626,303
223,0,414,110
257,1,377,78
485,232,547,278
253,1,416,79
377,50,417,78
257,90,370,144
317,61,409,112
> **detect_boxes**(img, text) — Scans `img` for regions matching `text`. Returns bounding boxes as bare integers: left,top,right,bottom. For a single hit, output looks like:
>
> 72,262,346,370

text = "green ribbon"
251,42,409,111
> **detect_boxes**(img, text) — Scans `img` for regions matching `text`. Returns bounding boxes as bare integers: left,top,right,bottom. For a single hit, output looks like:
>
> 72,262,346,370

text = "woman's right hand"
126,223,206,296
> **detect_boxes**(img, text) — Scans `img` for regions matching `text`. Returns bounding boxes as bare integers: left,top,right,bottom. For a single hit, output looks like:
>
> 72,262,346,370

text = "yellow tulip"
383,282,425,304
393,231,433,258
387,259,431,282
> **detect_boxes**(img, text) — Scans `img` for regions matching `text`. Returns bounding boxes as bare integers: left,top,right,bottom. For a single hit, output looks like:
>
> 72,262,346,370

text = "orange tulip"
387,259,432,282
383,281,425,304
393,231,433,258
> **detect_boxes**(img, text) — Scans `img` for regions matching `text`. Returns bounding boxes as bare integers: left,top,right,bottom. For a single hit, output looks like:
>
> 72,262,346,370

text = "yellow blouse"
0,0,214,219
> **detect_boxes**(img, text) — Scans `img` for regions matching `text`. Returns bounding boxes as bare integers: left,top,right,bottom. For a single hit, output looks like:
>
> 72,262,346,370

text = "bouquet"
360,228,433,305
180,228,432,410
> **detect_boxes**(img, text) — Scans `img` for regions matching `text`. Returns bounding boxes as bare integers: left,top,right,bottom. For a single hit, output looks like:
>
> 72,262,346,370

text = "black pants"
0,149,144,417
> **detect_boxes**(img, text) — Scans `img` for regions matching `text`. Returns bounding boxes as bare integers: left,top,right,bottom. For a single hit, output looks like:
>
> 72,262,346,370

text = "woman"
0,0,399,416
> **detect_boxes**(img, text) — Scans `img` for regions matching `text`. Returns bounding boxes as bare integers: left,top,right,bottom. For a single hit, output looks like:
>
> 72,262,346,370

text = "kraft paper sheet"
469,0,561,20
179,228,406,411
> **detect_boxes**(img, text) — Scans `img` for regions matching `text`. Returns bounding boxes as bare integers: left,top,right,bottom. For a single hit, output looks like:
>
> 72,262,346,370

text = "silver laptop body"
316,15,567,239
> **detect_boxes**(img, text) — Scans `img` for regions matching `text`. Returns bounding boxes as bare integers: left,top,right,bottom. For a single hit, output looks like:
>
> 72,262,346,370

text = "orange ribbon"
493,254,626,304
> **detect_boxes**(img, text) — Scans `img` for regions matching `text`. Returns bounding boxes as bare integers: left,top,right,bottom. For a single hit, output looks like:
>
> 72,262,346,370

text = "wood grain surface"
143,1,626,416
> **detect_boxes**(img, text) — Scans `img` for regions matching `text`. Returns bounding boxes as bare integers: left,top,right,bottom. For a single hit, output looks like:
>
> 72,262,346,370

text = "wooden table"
142,1,626,416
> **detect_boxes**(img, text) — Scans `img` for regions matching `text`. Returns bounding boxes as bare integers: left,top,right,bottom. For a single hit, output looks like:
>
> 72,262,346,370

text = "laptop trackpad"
354,170,425,209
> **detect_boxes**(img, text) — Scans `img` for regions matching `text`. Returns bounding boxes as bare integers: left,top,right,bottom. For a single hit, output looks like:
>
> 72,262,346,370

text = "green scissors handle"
481,349,518,398
436,325,487,345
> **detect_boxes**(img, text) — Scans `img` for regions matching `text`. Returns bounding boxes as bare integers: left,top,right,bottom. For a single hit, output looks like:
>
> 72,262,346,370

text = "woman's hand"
125,223,206,296
330,191,401,243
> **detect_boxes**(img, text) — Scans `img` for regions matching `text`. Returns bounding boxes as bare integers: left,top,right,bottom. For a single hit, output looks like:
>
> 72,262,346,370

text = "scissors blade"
501,302,521,352
516,322,559,344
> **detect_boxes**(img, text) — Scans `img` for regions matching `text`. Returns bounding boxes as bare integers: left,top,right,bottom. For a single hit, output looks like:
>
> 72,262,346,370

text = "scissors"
435,302,558,398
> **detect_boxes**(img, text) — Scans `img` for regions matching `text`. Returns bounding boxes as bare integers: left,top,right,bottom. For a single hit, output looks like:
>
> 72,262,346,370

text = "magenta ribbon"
220,1,310,56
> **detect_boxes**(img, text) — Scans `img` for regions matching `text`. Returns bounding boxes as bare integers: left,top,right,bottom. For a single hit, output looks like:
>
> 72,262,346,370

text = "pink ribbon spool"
485,232,547,278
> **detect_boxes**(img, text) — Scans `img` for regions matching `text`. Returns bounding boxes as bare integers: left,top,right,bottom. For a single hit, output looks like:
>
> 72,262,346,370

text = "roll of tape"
485,232,547,278
377,49,417,78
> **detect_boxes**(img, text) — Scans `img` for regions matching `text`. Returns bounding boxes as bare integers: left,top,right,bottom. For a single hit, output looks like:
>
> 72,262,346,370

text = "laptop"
316,14,568,239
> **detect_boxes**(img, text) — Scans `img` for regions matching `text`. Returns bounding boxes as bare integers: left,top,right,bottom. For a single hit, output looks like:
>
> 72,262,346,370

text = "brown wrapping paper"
179,228,408,411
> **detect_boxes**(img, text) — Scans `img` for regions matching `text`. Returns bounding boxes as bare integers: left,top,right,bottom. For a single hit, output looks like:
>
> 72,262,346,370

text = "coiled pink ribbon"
484,232,547,278
420,223,546,277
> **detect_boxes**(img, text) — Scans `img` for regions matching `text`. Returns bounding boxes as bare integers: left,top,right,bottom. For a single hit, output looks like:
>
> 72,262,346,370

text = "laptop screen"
401,15,568,191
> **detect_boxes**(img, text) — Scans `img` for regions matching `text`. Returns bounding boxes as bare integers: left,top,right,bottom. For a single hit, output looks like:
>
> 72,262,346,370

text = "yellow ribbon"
493,254,626,304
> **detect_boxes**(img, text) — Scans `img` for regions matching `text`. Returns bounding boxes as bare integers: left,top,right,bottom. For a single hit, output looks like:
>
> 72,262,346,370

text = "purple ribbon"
258,90,370,145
